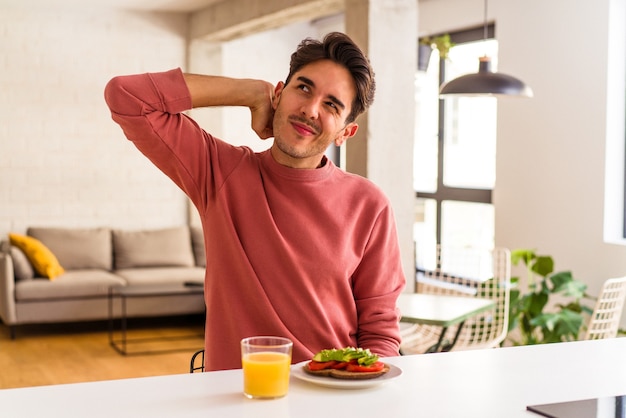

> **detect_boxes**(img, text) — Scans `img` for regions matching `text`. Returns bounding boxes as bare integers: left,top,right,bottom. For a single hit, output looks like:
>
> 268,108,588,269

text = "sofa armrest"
0,252,17,325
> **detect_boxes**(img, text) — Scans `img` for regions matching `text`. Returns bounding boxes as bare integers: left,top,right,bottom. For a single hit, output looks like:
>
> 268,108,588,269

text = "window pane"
440,200,494,249
414,49,440,192
443,40,498,190
446,39,499,79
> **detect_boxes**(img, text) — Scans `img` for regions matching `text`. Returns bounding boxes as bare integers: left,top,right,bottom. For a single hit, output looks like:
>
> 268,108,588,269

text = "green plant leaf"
560,301,583,313
549,271,573,287
419,36,432,46
511,249,535,266
509,288,520,305
550,273,587,298
531,256,554,277
531,312,559,331
519,292,548,319
530,309,584,343
554,310,584,341
430,34,454,59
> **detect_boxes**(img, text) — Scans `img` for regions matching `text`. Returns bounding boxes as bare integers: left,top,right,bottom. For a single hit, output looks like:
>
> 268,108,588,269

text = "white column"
345,0,418,290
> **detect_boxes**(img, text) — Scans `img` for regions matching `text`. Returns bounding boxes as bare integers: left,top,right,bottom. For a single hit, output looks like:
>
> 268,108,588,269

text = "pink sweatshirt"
104,68,406,371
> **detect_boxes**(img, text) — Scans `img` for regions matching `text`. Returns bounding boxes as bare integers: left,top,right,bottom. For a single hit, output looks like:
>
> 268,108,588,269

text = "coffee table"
108,283,205,355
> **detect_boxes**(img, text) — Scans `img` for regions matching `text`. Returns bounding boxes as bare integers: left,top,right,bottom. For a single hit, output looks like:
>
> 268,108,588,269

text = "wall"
0,7,190,236
495,0,626,295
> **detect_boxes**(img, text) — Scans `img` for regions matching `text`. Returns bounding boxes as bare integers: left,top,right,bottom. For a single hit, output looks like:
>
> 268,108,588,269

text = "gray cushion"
113,226,195,269
14,270,126,301
115,267,205,286
27,227,112,271
190,226,206,267
10,245,35,281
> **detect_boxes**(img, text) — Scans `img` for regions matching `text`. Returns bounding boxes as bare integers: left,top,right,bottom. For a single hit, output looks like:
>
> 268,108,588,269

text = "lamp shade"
439,56,533,98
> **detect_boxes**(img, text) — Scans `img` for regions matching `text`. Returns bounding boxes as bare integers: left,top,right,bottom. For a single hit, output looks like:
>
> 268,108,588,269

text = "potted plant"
506,249,593,345
418,34,454,71
418,37,433,71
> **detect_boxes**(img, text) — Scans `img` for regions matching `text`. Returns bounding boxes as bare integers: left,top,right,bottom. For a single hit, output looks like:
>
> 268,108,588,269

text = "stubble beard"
273,111,331,161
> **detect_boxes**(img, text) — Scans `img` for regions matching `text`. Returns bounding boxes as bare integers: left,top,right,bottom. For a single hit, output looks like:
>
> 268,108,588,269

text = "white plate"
290,361,402,389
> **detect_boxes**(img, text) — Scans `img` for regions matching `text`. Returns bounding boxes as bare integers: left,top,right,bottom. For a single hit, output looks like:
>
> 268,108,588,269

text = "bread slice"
303,363,390,380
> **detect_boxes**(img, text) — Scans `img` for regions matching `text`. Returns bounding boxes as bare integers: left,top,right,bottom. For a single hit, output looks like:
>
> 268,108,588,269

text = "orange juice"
242,351,291,398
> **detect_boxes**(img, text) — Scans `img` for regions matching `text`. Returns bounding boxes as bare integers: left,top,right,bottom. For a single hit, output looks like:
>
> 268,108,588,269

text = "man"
105,32,406,371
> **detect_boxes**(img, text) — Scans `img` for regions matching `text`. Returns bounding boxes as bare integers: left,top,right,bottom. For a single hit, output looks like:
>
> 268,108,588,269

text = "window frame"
416,24,496,245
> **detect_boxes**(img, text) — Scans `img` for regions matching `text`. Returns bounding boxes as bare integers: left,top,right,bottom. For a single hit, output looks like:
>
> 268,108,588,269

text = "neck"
269,146,326,169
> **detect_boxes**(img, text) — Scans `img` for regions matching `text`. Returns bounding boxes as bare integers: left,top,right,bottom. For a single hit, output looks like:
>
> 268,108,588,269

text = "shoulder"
332,167,389,203
329,167,396,222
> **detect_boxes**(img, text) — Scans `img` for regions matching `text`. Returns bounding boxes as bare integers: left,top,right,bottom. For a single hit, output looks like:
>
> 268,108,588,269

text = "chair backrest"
189,349,205,373
584,276,626,340
417,245,511,349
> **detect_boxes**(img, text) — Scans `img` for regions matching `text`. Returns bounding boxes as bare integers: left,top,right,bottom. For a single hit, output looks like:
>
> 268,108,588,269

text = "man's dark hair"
285,32,376,124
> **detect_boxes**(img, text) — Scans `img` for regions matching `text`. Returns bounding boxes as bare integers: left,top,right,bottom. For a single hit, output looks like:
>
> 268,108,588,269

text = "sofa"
0,225,206,338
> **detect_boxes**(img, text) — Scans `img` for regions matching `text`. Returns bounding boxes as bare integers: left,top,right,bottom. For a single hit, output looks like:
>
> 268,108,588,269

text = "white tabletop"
2,338,626,418
397,292,496,326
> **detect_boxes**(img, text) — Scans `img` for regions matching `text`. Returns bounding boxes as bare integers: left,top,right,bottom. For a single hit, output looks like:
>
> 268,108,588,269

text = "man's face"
271,59,359,169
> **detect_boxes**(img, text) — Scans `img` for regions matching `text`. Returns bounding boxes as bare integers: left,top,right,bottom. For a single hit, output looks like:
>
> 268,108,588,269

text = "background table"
397,292,495,352
2,338,625,418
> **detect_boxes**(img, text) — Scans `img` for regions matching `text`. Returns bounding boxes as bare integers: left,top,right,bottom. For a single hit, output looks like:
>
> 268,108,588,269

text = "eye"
297,84,310,93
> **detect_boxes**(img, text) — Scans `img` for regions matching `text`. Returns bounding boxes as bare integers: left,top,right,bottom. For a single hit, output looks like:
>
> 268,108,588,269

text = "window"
414,26,497,264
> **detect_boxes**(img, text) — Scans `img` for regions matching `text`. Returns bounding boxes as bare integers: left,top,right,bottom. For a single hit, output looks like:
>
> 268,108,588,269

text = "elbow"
103,76,126,113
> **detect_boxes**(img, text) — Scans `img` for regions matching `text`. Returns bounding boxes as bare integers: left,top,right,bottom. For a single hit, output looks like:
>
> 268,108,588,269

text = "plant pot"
418,43,433,72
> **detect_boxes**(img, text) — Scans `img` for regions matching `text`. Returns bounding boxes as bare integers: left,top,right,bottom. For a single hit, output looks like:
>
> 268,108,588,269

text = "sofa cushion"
27,227,113,271
10,246,35,281
14,270,126,301
0,239,9,254
115,267,205,286
9,233,65,280
190,226,206,267
113,226,195,269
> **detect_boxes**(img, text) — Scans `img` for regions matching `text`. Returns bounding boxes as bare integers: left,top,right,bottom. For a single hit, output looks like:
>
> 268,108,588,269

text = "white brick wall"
0,8,190,236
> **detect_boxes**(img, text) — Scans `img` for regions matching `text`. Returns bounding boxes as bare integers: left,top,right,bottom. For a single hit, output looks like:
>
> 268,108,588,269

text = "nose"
300,98,321,120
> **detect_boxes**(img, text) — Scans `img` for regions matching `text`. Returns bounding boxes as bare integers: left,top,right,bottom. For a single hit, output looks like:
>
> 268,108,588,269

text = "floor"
0,315,205,389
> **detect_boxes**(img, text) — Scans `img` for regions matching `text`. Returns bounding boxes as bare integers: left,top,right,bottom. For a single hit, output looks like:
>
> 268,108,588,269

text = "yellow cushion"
8,233,65,280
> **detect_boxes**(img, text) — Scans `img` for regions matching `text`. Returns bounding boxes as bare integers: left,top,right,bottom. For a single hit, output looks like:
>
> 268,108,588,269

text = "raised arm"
183,73,275,139
104,68,275,213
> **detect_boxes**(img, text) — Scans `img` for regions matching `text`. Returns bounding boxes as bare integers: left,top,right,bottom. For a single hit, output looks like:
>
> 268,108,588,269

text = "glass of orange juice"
241,336,293,399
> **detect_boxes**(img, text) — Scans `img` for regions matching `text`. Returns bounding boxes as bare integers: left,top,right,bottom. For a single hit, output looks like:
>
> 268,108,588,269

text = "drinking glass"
241,336,293,399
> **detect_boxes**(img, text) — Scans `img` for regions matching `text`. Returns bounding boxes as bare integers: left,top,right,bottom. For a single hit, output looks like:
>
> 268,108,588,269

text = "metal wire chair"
189,349,205,373
584,277,626,340
400,245,511,354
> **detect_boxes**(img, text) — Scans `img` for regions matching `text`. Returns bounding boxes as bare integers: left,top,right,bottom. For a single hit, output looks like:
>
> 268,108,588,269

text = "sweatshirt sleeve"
353,204,406,357
103,68,213,210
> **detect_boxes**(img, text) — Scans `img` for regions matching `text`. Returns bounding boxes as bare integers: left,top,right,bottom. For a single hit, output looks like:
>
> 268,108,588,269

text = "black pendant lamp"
439,0,533,98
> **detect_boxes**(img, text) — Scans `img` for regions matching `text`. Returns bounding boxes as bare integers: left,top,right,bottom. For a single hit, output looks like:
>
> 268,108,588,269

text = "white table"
397,292,496,352
2,338,625,417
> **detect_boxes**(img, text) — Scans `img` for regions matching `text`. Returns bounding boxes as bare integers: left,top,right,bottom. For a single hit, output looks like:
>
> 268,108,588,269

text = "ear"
272,82,285,110
335,123,358,147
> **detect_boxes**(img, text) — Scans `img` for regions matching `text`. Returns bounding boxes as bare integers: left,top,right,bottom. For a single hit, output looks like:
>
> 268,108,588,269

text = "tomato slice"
345,361,385,373
330,361,348,369
307,360,337,371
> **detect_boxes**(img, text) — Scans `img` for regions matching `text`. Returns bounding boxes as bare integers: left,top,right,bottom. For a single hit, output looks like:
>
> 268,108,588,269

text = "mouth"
289,117,318,136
